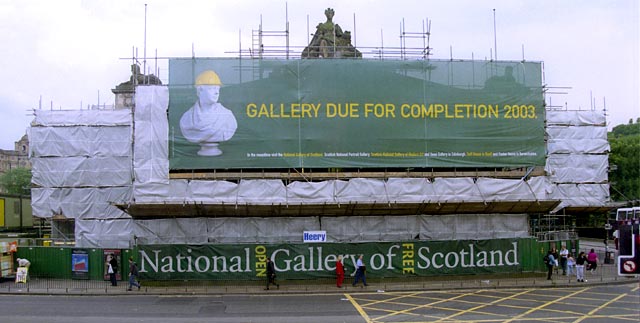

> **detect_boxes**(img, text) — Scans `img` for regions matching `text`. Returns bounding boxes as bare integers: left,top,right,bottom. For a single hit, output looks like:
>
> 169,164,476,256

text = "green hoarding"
137,239,528,280
168,58,545,170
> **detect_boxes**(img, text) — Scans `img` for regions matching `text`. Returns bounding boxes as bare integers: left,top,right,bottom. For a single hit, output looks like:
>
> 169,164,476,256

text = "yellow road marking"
345,284,638,323
433,289,533,322
345,293,374,323
502,288,588,323
359,291,424,308
571,293,627,323
373,290,483,321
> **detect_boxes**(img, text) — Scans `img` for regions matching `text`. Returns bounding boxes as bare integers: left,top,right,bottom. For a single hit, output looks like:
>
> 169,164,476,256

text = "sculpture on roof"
114,64,162,92
301,8,362,58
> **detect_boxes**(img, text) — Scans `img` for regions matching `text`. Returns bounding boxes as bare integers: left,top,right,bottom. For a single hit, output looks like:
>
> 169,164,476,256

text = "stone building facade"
0,134,31,173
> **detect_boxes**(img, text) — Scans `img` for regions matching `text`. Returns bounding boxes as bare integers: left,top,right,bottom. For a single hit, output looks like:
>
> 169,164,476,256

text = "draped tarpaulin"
168,58,545,169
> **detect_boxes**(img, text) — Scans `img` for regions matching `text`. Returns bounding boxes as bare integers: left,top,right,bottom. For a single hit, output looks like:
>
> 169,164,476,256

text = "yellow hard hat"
195,70,222,86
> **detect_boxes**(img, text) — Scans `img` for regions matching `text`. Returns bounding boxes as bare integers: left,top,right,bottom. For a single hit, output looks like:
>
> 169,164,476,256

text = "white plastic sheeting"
547,126,610,154
546,110,606,126
548,184,609,207
133,177,547,207
133,86,169,185
28,85,611,248
31,187,131,219
545,110,610,212
31,156,132,187
417,214,529,240
75,219,134,248
30,109,134,248
546,155,609,183
31,109,132,126
133,217,320,244
29,126,132,157
130,214,528,244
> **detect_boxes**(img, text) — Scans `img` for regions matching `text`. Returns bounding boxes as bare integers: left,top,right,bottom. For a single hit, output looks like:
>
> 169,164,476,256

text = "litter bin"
604,251,614,264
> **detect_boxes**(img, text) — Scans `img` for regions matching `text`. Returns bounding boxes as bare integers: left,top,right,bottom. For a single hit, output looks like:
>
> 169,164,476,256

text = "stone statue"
114,64,162,92
302,8,362,58
179,70,237,156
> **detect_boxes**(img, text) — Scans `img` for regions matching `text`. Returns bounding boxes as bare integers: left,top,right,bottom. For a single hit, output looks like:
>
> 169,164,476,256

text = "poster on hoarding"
71,249,89,280
103,249,122,281
168,58,545,170
15,267,28,283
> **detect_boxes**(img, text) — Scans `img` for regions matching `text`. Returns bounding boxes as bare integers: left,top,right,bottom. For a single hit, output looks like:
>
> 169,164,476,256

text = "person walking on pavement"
107,254,118,286
352,255,368,287
566,253,575,277
587,248,598,273
575,251,587,282
550,247,559,274
559,245,569,275
265,257,279,290
544,250,556,280
127,256,141,291
336,255,345,288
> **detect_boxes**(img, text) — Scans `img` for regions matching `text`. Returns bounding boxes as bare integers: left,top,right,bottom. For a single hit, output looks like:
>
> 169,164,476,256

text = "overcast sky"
0,0,638,149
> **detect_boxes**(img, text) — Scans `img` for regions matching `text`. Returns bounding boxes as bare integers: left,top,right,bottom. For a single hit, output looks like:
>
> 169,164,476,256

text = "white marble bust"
179,70,237,156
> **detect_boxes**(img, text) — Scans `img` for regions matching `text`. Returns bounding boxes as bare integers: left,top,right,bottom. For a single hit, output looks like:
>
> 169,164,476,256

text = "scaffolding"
232,7,432,61
399,18,432,60
250,16,290,59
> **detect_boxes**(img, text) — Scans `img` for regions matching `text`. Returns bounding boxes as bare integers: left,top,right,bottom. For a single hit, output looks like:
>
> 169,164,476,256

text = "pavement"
1,239,637,296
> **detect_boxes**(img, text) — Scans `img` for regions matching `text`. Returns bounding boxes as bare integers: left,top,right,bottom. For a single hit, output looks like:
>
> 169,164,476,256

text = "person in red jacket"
336,255,345,288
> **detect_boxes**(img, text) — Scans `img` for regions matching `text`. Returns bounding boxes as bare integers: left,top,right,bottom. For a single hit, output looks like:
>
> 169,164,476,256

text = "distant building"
112,64,162,109
0,134,30,174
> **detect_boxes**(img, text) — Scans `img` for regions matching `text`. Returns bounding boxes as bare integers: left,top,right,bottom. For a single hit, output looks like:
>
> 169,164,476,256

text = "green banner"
168,59,545,170
137,239,527,280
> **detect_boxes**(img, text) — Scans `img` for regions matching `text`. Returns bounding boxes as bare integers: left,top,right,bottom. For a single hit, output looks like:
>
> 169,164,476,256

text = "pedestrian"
336,255,345,288
544,250,556,280
352,255,368,287
575,251,587,282
587,248,598,273
15,257,30,282
107,254,118,286
265,257,279,290
127,256,141,291
17,258,31,268
559,245,569,275
550,247,559,274
566,253,575,276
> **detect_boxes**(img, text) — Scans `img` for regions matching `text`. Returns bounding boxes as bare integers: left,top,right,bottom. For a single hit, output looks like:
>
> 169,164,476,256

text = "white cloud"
0,0,637,149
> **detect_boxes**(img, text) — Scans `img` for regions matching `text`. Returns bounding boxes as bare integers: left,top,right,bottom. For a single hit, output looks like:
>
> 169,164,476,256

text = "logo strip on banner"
303,231,327,243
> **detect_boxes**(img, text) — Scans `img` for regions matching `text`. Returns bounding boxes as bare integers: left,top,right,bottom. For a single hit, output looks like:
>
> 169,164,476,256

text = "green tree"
0,167,31,195
608,121,640,201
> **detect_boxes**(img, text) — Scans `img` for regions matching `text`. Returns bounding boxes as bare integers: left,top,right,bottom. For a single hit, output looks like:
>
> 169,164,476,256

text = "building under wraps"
25,57,612,280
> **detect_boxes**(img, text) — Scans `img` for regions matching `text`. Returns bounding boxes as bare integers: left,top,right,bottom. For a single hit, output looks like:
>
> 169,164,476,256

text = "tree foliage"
0,167,31,195
608,120,640,202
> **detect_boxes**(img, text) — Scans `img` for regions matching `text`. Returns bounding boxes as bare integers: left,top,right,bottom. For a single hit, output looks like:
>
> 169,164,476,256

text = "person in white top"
559,246,569,275
566,253,575,276
17,258,30,268
352,255,368,287
180,70,237,156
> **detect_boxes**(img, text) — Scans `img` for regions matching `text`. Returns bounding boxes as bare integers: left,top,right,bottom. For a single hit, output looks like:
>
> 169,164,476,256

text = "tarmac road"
0,293,364,323
1,282,637,323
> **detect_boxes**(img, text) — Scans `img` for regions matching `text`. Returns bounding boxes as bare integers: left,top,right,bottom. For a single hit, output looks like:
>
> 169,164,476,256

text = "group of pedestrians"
104,248,604,291
263,254,368,290
545,246,599,282
104,255,141,291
